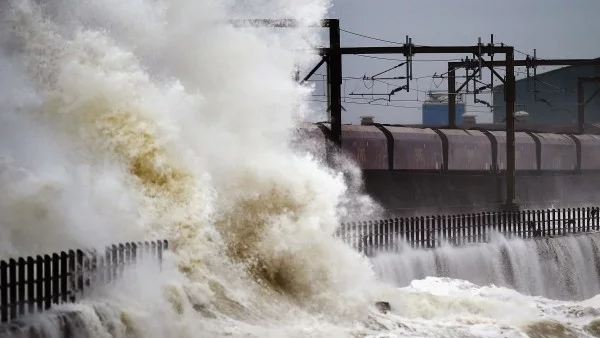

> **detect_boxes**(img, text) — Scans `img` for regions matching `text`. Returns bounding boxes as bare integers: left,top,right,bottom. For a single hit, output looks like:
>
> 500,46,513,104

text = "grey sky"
307,0,600,124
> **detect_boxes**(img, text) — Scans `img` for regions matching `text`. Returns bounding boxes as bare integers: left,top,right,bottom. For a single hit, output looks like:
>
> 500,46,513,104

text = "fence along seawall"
0,240,167,334
336,207,600,256
1,207,599,334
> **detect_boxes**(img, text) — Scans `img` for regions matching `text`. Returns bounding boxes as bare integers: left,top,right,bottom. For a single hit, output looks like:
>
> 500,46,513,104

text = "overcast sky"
307,0,600,124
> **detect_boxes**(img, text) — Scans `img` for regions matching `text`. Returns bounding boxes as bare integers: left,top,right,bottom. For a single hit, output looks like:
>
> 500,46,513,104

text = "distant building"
422,91,466,125
493,61,600,124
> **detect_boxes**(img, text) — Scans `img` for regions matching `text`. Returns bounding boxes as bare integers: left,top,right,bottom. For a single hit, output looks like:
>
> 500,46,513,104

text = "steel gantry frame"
448,58,600,134
232,18,519,209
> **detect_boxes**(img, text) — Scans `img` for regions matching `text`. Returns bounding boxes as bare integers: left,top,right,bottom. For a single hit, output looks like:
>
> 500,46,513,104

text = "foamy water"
2,0,600,337
373,232,600,301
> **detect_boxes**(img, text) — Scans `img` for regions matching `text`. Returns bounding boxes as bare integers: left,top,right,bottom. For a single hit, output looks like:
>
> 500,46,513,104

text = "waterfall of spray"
0,0,388,336
373,233,600,301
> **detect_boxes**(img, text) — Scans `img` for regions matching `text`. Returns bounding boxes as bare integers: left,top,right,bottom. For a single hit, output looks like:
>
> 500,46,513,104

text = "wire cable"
340,28,403,45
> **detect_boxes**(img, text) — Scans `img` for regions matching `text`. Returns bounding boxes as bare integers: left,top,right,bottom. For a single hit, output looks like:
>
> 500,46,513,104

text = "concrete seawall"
363,171,600,216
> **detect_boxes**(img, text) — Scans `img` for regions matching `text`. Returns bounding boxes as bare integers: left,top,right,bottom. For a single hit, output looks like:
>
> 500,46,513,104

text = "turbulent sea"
1,1,600,337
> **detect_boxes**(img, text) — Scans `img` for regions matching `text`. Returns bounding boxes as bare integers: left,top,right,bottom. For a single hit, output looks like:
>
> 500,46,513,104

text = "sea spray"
0,0,384,335
5,1,600,337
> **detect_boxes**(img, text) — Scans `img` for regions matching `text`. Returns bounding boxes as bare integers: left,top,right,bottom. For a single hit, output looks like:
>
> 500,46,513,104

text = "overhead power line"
340,28,403,45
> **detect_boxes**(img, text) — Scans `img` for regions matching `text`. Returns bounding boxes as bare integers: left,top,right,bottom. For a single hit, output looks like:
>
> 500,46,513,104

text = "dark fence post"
379,220,385,252
131,243,138,264
586,207,591,232
422,216,427,248
51,253,59,305
409,217,416,248
26,257,34,315
393,218,400,252
368,220,375,256
475,213,481,243
17,258,25,317
576,208,583,232
568,208,574,234
460,214,467,246
442,215,448,244
435,215,442,248
43,255,52,311
67,250,75,303
450,215,457,246
468,213,473,243
1,261,7,322
118,244,125,277
8,259,16,320
151,241,157,261
539,209,546,237
60,252,68,304
552,208,557,236
495,211,500,237
111,245,118,281
483,212,490,242
516,210,523,238
398,217,405,250
35,256,44,312
157,241,164,271
373,220,378,255
382,220,389,252
125,243,132,265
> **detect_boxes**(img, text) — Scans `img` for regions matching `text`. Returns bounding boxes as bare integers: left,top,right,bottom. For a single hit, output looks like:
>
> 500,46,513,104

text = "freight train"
296,122,600,173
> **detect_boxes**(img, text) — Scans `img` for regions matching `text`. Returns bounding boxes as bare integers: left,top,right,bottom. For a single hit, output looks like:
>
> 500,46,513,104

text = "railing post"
119,244,126,277
1,261,7,322
59,252,68,304
17,258,25,317
567,208,573,234
112,245,119,281
586,207,591,232
460,214,466,245
8,259,16,321
379,220,386,252
419,216,430,248
578,207,583,233
35,256,44,311
26,257,34,315
439,215,448,246
552,208,557,236
157,241,164,271
483,212,490,242
388,219,393,251
394,218,400,252
409,217,416,248
450,215,457,246
43,255,52,311
398,217,405,250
